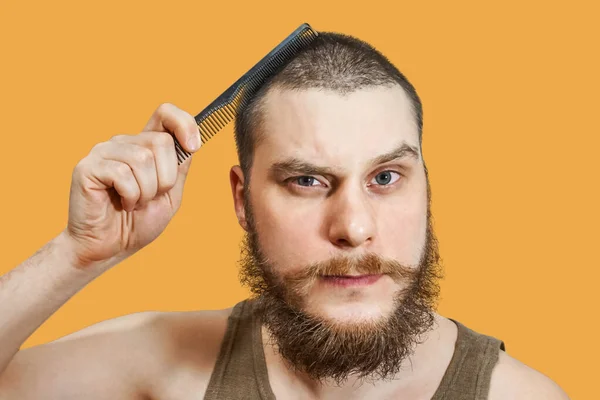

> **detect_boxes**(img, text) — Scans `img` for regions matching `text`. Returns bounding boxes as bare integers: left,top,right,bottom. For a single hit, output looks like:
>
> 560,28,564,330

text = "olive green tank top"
204,300,506,399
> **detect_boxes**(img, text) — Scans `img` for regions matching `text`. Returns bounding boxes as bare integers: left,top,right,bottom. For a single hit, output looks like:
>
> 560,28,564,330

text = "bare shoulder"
488,350,570,400
138,306,234,399
65,306,235,398
1,307,234,400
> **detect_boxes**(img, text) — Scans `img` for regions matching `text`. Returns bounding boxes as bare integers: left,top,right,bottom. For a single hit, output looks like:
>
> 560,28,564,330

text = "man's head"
229,32,443,383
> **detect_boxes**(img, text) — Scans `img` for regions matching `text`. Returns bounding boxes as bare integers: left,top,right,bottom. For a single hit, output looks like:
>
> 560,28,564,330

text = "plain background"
1,1,597,398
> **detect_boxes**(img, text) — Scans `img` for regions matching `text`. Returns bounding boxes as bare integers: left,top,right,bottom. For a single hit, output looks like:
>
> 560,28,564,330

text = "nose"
327,186,376,249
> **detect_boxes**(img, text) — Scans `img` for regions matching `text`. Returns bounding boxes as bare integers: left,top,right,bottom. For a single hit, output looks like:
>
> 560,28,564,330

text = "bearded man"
0,32,569,399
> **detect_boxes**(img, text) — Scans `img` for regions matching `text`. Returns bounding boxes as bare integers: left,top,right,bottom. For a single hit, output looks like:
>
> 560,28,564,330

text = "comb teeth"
237,31,317,111
175,24,318,163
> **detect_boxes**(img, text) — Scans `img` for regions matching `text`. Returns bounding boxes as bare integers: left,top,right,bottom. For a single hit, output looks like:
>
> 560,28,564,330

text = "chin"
298,274,399,325
304,288,398,327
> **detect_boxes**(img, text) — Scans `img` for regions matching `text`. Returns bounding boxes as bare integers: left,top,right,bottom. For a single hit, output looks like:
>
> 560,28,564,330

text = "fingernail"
187,133,200,152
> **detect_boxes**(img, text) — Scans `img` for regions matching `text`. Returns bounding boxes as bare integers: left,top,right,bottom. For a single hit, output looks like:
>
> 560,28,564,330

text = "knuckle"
110,134,127,142
90,141,107,154
150,132,174,149
72,158,90,178
159,176,176,193
133,148,155,166
156,102,174,117
116,163,132,179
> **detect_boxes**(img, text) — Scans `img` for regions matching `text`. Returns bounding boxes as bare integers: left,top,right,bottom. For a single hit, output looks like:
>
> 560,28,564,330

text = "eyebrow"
367,142,420,167
269,142,420,178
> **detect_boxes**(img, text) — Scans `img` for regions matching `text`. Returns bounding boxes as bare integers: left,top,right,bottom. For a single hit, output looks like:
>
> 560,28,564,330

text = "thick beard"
238,184,444,385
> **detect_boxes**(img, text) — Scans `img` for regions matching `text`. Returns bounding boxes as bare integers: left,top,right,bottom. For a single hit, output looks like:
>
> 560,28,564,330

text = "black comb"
174,23,319,164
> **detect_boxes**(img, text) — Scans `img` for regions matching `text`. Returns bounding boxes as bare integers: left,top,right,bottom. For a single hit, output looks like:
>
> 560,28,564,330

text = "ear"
230,165,249,231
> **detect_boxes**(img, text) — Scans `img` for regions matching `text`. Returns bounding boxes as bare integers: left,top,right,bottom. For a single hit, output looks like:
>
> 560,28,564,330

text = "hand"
63,103,202,269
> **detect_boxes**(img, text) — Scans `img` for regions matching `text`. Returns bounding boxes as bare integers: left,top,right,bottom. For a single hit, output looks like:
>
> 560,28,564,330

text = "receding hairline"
233,31,425,185
248,82,419,149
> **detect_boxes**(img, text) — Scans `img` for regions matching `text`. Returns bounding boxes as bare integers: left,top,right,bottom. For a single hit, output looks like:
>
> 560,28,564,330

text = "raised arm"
0,103,202,399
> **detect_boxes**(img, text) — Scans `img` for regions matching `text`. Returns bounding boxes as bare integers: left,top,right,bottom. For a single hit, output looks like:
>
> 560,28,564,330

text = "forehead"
255,86,420,166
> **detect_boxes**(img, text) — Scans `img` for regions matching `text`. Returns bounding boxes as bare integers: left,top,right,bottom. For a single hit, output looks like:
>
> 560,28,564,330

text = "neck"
261,313,457,399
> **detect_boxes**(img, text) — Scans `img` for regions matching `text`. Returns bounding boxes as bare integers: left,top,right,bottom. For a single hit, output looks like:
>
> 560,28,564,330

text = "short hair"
234,31,423,182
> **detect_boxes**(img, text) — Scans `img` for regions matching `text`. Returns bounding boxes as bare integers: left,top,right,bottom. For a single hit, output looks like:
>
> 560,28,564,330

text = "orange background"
0,1,597,398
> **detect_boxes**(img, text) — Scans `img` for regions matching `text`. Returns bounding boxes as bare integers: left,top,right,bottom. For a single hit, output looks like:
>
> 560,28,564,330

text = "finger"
83,159,141,212
143,103,201,154
92,141,158,207
110,132,177,196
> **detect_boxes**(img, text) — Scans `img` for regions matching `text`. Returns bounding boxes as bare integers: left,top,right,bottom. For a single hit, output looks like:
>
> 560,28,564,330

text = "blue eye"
371,171,400,186
296,176,318,187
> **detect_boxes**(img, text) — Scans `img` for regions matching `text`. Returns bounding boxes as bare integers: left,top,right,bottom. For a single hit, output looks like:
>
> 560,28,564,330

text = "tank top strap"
431,319,506,400
204,299,275,400
205,302,505,400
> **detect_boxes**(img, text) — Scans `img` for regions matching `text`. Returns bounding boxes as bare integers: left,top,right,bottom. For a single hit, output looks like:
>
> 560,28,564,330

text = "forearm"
0,231,105,375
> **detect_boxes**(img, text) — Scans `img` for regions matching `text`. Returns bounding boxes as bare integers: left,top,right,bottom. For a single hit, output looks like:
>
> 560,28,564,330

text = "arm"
0,103,202,399
0,232,113,378
0,306,165,400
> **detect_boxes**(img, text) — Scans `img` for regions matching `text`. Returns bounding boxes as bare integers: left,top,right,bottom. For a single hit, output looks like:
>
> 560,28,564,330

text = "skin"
0,92,570,399
234,87,427,326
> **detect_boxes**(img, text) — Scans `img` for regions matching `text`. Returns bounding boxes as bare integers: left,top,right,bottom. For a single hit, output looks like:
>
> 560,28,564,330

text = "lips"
321,274,383,287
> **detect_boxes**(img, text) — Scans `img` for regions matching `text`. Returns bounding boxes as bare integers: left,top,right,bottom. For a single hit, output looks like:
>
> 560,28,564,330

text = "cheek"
251,191,324,272
377,195,428,264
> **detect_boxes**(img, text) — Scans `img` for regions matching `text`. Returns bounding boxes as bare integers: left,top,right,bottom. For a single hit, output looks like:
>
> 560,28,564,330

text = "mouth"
320,274,383,288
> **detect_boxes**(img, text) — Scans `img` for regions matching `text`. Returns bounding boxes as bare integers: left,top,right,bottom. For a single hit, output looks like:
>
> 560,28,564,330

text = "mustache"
282,252,419,298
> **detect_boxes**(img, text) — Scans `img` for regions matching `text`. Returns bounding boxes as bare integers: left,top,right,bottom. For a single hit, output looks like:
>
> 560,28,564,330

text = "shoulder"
488,350,570,400
56,306,234,398
52,306,233,354
1,307,235,399
138,307,235,398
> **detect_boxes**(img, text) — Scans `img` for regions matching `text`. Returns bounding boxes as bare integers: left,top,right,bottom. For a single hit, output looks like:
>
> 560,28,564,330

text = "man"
0,32,568,399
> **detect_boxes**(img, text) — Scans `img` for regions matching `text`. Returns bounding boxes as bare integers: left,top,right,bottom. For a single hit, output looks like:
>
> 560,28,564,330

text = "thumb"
168,155,194,211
